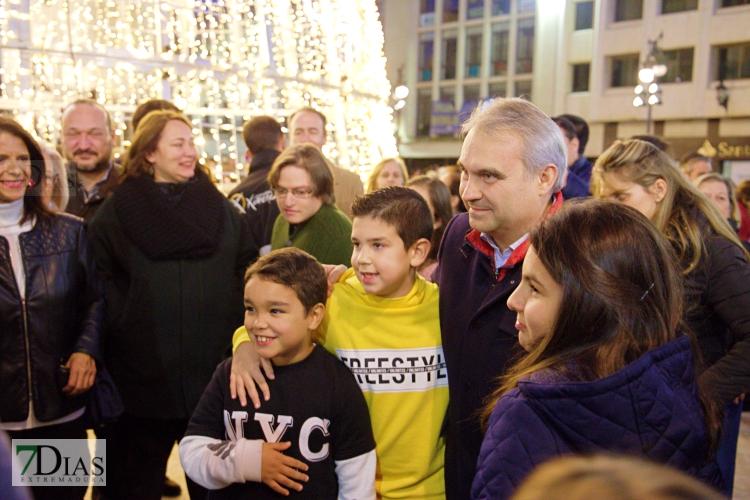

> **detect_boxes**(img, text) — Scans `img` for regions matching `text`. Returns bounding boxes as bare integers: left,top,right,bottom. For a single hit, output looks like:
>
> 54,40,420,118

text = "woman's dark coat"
0,214,103,423
88,174,257,419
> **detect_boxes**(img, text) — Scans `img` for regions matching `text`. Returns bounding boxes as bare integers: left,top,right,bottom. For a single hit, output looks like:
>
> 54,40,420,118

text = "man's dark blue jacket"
435,194,563,500
471,336,722,500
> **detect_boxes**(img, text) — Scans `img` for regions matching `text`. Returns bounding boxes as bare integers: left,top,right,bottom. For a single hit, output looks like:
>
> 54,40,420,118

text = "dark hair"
62,99,113,133
630,135,670,153
267,143,335,204
737,179,750,210
552,117,577,142
405,175,453,260
481,200,722,452
120,111,209,181
289,107,328,129
558,114,588,154
132,99,181,131
242,116,283,155
243,247,327,313
0,117,52,224
351,186,433,250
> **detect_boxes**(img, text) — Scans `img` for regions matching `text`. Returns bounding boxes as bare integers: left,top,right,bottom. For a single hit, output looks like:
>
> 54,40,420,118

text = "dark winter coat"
471,336,722,500
88,173,257,420
434,193,563,500
683,225,750,405
0,214,103,423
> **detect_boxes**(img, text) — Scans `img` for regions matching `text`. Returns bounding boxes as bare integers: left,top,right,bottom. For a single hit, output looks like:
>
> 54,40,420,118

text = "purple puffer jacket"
471,335,722,500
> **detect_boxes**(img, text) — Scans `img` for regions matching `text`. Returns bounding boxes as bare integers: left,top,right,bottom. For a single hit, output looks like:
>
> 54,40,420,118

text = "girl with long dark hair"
472,200,722,500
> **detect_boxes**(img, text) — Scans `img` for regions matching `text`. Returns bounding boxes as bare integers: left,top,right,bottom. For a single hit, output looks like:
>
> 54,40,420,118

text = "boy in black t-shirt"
180,248,376,499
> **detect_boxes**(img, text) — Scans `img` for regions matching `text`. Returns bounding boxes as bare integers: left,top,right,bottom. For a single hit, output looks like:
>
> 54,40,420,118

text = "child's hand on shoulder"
261,441,309,496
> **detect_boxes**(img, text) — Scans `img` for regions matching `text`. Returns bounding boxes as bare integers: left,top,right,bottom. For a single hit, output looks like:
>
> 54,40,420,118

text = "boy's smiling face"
351,216,428,299
244,276,324,366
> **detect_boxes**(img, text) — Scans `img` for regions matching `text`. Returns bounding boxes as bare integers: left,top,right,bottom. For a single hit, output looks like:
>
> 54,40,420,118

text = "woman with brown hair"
471,200,722,500
88,110,257,499
0,117,103,500
268,143,352,266
591,139,750,497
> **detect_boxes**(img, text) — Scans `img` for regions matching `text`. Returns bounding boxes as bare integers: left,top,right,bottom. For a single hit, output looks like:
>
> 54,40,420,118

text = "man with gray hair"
433,98,567,500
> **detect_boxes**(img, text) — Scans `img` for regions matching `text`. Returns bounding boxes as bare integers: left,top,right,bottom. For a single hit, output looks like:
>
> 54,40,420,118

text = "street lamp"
633,35,666,134
391,65,409,146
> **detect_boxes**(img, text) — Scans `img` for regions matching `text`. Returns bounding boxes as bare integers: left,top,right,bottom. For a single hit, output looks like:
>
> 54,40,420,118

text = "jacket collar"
463,191,564,281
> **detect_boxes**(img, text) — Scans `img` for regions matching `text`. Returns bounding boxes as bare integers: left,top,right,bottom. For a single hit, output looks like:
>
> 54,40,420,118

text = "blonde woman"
39,143,70,212
591,139,750,497
693,173,741,232
365,157,408,193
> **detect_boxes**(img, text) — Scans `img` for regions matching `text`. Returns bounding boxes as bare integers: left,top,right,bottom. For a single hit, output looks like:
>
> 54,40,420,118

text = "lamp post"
392,65,409,148
633,35,666,135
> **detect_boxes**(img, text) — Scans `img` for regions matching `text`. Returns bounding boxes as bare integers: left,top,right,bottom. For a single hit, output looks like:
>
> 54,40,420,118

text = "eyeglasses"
272,187,315,199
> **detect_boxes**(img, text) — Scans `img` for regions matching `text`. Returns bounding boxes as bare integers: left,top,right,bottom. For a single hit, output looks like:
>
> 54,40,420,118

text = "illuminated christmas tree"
0,0,397,180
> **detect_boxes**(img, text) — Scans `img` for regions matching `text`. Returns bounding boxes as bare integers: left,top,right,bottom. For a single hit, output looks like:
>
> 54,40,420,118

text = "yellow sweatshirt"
233,269,448,500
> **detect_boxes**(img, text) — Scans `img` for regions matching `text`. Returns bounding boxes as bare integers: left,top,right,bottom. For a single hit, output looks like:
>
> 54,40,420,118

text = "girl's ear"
306,303,325,331
651,178,668,203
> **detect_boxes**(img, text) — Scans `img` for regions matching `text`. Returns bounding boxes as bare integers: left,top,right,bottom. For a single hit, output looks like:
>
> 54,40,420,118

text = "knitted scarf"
114,170,225,260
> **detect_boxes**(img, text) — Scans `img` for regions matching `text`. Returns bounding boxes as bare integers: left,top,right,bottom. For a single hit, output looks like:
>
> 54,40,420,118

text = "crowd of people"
0,94,749,500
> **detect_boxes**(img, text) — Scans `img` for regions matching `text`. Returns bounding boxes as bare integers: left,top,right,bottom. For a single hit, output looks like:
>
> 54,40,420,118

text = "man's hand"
230,341,275,408
322,264,347,297
261,442,309,496
62,352,97,396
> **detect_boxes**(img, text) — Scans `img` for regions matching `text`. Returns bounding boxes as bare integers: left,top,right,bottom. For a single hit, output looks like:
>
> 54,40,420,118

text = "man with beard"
63,99,118,222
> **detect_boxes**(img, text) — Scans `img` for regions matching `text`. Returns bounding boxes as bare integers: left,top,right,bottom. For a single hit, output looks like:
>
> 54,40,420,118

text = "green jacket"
271,203,353,266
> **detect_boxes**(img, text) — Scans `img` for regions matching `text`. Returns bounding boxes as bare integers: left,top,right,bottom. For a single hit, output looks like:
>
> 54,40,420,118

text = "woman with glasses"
268,143,353,266
87,110,258,500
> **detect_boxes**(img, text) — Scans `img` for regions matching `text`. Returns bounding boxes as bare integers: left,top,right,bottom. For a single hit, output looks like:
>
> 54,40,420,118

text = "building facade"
380,0,750,178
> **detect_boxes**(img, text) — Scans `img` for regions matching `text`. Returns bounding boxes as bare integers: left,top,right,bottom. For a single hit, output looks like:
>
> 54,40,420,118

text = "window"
610,54,639,87
440,86,456,108
444,0,459,23
464,85,481,105
572,63,590,91
418,33,434,82
515,80,532,100
420,0,435,27
614,0,642,21
489,82,507,98
662,0,697,13
661,48,693,83
518,0,536,12
467,0,484,19
717,42,750,80
492,0,510,15
441,30,458,80
491,22,509,76
721,0,750,6
575,2,594,30
417,88,432,137
516,18,534,74
465,27,483,78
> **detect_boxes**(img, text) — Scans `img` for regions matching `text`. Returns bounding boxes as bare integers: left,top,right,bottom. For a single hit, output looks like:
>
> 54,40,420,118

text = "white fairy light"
1,0,396,179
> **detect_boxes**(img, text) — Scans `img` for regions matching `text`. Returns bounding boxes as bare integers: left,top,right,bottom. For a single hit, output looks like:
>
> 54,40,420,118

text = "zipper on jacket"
17,237,34,417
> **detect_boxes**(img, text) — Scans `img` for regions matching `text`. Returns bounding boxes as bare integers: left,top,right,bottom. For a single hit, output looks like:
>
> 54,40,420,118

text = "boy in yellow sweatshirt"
231,187,448,499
